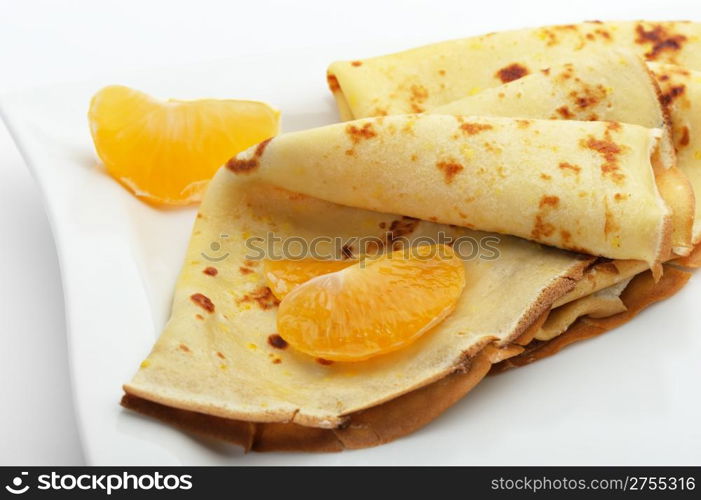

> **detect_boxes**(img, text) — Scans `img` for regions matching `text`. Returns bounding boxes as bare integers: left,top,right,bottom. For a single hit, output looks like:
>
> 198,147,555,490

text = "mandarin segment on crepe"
263,259,355,300
122,168,690,450
124,170,591,429
276,245,466,362
89,85,279,205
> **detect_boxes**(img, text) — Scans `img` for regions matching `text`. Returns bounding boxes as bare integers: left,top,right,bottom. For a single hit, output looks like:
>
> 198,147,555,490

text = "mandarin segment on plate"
276,244,466,362
263,259,356,300
88,85,280,205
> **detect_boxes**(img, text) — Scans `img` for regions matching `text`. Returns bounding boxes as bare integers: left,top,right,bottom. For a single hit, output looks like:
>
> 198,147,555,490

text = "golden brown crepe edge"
491,264,691,373
120,343,508,453
121,266,691,452
675,242,701,268
646,60,697,256
120,263,690,452
122,256,591,429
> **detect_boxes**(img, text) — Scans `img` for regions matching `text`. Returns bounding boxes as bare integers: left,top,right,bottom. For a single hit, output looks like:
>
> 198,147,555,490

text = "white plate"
2,40,700,466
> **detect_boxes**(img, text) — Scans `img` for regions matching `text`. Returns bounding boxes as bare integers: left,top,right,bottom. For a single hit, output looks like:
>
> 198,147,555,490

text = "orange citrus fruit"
263,259,355,300
88,85,279,205
276,245,465,362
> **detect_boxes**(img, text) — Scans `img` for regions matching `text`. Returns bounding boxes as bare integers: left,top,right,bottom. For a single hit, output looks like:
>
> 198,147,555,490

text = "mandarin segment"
276,245,465,362
88,85,279,205
263,259,355,300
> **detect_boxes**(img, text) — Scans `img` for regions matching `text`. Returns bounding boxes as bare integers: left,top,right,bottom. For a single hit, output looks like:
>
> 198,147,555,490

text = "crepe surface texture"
123,20,697,451
122,263,690,451
229,114,670,266
430,51,694,256
327,21,701,120
649,63,701,248
124,167,592,428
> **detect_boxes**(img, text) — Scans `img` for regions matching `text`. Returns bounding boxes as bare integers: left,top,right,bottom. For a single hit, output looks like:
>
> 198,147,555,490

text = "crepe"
649,63,701,252
229,114,670,266
432,52,697,255
535,277,632,341
493,264,691,374
124,168,592,428
122,118,686,451
122,263,691,451
327,21,701,120
122,22,697,452
434,50,675,170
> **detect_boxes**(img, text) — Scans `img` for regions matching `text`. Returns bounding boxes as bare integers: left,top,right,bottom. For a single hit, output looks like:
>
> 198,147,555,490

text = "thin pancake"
124,171,589,429
649,63,701,248
492,264,691,373
434,50,675,172
327,21,701,119
121,264,690,451
230,114,670,266
535,278,632,341
554,259,649,307
431,52,694,255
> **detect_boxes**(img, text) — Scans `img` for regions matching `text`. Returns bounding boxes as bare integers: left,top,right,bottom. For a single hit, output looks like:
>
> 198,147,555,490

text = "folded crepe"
228,114,670,267
327,21,701,257
122,23,696,452
123,116,688,449
122,259,689,452
430,51,695,256
649,62,701,259
327,21,701,120
122,165,690,449
124,170,591,429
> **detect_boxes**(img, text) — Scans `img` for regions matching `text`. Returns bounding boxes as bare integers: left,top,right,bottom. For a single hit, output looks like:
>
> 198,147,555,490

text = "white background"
0,0,699,465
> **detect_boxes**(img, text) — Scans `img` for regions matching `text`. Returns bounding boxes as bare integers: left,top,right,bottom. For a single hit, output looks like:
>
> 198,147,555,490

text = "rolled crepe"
229,114,670,266
535,277,632,341
327,21,701,120
649,63,701,249
431,51,695,255
492,264,691,374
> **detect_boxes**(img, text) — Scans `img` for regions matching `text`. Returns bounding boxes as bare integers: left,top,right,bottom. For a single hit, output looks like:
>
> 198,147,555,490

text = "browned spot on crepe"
190,293,214,313
556,106,574,119
386,217,419,248
660,84,686,107
436,160,464,184
496,63,529,83
559,162,581,174
267,334,288,350
326,73,341,92
539,195,560,208
581,136,625,184
345,123,377,144
237,286,280,310
409,84,429,113
635,23,687,61
226,138,272,173
460,122,493,135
